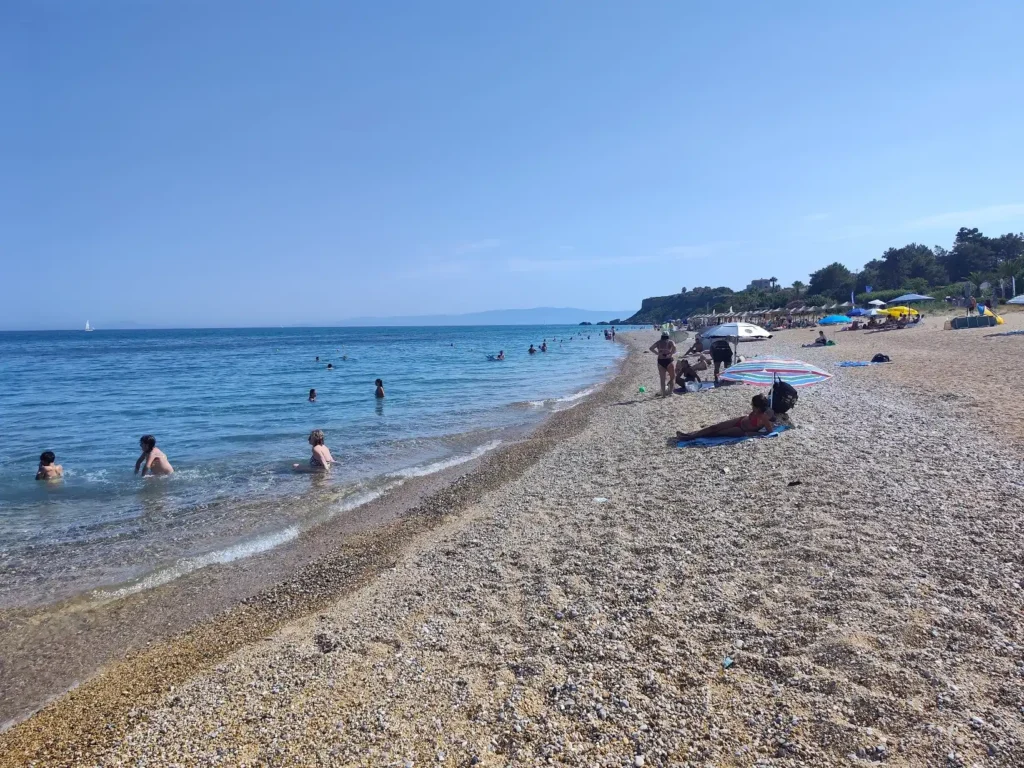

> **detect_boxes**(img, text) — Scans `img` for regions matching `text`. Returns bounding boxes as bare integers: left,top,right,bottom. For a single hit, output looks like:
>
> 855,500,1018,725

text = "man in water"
135,435,174,476
35,450,63,480
528,344,536,354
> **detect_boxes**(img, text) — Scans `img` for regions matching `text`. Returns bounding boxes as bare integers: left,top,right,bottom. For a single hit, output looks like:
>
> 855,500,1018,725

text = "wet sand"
3,312,1023,767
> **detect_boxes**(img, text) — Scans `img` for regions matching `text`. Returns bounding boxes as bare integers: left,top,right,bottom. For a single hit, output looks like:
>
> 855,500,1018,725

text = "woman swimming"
676,394,775,441
309,388,317,402
375,379,385,398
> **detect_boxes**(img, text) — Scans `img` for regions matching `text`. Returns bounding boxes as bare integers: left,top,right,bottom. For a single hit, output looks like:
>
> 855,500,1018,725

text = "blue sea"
0,326,623,608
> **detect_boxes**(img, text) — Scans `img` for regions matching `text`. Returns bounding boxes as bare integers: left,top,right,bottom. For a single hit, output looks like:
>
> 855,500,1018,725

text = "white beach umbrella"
700,322,772,341
1008,295,1024,305
868,299,887,306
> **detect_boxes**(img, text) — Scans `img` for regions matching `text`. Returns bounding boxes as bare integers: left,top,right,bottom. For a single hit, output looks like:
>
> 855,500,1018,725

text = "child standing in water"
375,379,385,398
35,451,63,481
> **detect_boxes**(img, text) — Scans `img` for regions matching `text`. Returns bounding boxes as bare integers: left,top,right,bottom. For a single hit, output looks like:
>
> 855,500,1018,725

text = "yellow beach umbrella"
883,306,919,317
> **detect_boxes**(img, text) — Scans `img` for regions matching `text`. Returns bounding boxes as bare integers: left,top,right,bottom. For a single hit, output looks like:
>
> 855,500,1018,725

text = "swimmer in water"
327,363,333,370
135,434,174,476
295,429,334,471
528,344,536,354
35,450,63,481
540,342,547,352
375,378,385,398
309,388,317,402
497,350,505,360
315,356,320,362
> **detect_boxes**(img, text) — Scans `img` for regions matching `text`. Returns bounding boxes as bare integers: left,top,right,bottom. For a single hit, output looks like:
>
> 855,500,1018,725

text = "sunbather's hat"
661,332,670,339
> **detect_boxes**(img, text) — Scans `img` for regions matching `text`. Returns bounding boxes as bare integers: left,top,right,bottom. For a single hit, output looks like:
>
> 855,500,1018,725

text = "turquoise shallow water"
0,326,624,607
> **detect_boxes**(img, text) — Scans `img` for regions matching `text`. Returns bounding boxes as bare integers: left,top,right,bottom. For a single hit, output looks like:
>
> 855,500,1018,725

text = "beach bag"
770,379,798,414
871,353,890,363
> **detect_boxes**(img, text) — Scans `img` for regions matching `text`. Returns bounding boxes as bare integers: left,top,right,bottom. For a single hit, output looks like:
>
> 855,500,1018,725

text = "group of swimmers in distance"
35,373,387,481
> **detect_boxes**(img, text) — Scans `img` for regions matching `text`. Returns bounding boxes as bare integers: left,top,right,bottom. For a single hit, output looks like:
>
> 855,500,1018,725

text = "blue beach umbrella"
819,314,852,325
719,357,833,388
890,293,934,303
848,308,869,316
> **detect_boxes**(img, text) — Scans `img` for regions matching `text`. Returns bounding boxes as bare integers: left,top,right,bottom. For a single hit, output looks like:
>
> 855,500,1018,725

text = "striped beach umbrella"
719,357,833,388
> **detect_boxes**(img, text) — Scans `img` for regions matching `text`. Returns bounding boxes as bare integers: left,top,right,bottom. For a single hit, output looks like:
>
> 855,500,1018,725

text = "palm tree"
967,271,990,297
791,280,805,296
769,276,778,291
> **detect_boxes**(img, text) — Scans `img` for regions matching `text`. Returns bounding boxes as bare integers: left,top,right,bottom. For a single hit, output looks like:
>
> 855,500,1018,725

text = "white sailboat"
85,320,94,332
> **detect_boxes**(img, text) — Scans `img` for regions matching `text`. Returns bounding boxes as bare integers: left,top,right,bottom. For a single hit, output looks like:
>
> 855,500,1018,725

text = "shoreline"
4,320,1024,766
0,339,632,759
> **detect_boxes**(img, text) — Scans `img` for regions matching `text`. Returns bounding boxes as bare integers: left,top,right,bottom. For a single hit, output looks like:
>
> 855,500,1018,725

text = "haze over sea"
0,325,623,608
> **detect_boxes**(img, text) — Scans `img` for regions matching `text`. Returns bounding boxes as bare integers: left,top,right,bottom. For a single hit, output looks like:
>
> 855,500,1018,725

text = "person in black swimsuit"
648,332,677,396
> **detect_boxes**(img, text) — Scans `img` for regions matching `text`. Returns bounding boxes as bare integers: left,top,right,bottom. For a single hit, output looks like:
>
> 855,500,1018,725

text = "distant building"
747,278,773,291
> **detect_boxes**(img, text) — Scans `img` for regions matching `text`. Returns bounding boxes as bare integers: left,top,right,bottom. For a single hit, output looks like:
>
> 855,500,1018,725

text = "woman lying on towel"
676,394,775,442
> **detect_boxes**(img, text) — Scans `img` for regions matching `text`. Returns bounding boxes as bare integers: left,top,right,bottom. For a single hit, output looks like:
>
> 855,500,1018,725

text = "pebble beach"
3,311,1024,767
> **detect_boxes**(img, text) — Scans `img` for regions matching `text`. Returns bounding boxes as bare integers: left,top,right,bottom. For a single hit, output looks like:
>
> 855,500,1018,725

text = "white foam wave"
528,386,597,409
387,440,502,479
92,526,300,601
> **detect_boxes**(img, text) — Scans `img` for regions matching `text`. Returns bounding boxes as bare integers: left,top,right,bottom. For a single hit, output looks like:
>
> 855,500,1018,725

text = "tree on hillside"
769,276,778,291
808,262,856,301
791,280,805,295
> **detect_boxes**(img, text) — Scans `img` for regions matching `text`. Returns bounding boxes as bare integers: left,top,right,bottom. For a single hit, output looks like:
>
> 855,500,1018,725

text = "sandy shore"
3,312,1024,767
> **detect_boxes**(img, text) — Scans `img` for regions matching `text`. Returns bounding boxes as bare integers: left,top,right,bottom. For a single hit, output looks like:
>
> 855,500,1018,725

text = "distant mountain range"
336,307,633,326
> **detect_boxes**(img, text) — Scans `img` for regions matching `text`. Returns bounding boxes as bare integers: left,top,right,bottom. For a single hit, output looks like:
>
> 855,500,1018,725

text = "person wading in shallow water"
134,435,174,476
649,332,677,396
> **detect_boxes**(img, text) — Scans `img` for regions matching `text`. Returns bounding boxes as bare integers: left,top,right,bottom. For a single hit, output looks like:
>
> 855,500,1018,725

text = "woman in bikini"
293,429,335,472
676,394,775,442
648,332,677,396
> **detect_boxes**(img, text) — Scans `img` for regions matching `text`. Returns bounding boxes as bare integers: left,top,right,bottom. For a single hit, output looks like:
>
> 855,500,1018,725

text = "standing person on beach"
649,332,677,396
709,338,733,383
35,451,63,481
968,296,977,315
134,435,174,476
375,379,385,398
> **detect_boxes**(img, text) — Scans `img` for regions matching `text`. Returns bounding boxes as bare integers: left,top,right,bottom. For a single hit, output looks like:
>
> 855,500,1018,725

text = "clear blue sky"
3,1,1023,329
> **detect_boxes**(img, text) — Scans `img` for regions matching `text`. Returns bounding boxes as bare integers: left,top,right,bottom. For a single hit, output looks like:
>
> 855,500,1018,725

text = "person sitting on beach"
816,330,827,345
676,394,775,442
675,357,701,388
35,450,63,481
682,337,705,357
134,435,174,476
649,332,677,396
309,388,317,402
297,429,335,471
375,378,385,398
528,344,536,354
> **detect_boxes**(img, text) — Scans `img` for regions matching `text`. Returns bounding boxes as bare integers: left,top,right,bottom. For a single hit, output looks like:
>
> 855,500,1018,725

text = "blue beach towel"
837,361,886,367
677,424,791,448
